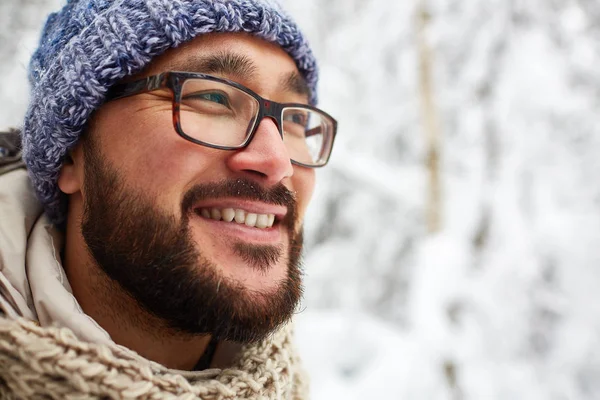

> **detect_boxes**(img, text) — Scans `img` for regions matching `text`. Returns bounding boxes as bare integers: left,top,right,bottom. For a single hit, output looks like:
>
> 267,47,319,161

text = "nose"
226,117,294,185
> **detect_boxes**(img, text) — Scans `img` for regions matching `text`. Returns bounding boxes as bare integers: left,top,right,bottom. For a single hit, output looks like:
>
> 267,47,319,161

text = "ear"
58,143,84,195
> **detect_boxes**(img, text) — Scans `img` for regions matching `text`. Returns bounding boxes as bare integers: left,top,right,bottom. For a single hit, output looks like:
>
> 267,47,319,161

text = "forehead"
142,32,310,100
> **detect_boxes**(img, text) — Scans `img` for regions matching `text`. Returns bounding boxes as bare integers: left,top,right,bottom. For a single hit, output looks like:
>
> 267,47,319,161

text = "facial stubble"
80,137,304,344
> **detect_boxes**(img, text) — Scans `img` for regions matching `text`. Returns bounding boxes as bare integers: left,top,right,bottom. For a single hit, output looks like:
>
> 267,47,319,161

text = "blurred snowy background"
2,0,600,399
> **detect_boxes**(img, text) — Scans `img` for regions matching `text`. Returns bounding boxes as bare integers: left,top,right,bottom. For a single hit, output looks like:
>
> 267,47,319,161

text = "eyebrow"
166,52,258,79
280,71,311,98
166,51,311,98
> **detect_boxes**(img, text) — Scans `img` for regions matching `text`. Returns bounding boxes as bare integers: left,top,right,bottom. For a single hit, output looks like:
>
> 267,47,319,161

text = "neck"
62,214,211,371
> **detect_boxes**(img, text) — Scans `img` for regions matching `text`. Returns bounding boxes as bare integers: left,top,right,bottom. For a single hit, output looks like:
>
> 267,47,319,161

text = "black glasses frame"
105,71,338,168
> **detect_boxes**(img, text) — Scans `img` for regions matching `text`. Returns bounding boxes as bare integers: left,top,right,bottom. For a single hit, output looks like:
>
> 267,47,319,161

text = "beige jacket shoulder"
0,167,112,343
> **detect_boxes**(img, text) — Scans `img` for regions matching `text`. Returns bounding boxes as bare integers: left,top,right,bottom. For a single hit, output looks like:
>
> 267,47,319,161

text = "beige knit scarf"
0,316,308,399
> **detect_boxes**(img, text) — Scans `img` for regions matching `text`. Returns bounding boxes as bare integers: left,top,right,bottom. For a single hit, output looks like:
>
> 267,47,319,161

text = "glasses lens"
282,107,335,166
179,78,259,147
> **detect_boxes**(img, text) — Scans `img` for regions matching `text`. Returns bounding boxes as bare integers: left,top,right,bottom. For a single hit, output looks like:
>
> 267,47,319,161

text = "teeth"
256,214,269,229
234,209,246,224
210,208,221,220
222,208,235,222
198,208,276,229
245,213,257,227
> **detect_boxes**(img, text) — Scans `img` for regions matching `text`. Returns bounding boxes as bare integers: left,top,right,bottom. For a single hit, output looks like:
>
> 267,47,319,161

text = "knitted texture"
22,0,319,224
0,316,309,399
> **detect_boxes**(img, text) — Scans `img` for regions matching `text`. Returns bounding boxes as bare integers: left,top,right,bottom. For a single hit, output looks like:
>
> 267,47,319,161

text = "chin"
210,252,290,294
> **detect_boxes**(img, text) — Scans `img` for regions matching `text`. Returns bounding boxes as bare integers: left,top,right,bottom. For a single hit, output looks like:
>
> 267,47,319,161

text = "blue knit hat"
22,0,318,224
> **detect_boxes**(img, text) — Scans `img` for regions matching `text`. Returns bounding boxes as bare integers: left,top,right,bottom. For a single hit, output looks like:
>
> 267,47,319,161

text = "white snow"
2,0,600,398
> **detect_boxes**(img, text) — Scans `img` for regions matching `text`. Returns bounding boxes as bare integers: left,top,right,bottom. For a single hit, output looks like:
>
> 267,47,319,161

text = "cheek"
92,105,218,212
94,103,172,164
106,115,179,179
292,168,316,221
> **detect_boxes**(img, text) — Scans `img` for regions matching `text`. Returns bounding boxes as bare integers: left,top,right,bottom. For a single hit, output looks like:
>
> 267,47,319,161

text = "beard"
80,137,304,344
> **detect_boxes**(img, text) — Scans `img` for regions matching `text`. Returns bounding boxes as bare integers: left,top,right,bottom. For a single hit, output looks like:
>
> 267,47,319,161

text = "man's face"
75,33,316,342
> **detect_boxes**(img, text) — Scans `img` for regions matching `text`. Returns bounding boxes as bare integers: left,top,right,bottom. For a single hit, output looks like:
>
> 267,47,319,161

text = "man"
0,0,337,398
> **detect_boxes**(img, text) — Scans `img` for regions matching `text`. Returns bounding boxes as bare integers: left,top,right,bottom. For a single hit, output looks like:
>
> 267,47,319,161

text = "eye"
185,91,232,108
283,111,308,127
203,92,229,106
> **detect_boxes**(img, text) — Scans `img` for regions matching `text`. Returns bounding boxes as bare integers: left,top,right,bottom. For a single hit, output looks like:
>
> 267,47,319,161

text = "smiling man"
0,0,336,398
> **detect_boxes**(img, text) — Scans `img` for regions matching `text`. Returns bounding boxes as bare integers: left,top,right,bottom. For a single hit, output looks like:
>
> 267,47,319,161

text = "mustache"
181,177,298,222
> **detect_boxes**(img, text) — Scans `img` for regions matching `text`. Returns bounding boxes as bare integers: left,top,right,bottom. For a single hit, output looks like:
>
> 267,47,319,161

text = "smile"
197,208,277,229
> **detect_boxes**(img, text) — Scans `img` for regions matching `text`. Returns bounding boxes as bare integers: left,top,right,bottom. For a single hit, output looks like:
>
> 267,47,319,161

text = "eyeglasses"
105,72,337,168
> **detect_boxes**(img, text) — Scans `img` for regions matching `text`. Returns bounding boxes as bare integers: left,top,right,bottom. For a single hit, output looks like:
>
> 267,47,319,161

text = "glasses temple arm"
305,126,323,138
106,74,166,101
